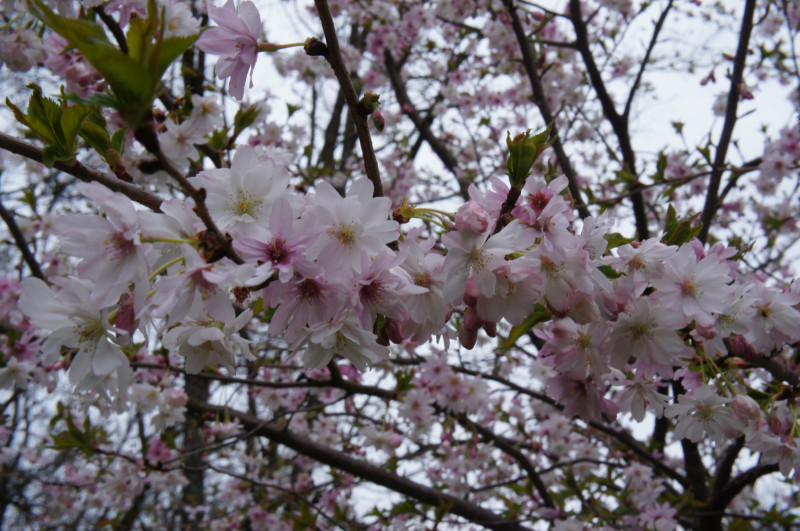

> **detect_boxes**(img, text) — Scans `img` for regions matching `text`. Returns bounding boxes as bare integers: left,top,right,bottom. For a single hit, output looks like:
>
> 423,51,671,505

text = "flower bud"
506,123,554,188
454,201,490,234
304,37,328,58
730,394,761,426
372,110,385,132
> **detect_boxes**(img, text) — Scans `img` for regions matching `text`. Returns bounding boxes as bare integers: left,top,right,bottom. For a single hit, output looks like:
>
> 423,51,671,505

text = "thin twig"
314,0,383,197
623,0,674,120
0,198,47,281
384,52,469,201
153,150,243,264
698,0,757,244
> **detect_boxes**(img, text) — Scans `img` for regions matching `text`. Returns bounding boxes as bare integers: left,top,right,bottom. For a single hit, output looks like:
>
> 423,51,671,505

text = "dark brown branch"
711,436,744,503
318,89,347,169
94,5,128,55
0,198,47,281
383,52,470,201
706,463,779,513
0,132,163,212
622,0,674,120
698,0,757,244
727,338,800,388
451,363,688,489
503,0,591,220
568,0,649,239
681,438,709,501
456,414,556,509
153,150,243,264
314,0,383,197
189,398,535,531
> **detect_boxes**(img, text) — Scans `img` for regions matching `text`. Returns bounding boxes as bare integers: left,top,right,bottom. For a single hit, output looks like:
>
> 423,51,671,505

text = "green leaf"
78,109,114,155
598,264,624,279
233,105,263,137
662,205,702,246
60,104,92,146
603,232,635,250
42,144,75,167
111,127,129,153
499,304,551,350
158,35,199,79
506,124,554,188
28,0,161,127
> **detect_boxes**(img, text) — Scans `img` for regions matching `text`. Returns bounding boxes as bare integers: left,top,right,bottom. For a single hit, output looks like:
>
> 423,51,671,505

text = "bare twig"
384,51,469,201
622,0,674,120
314,0,383,197
698,0,757,243
0,198,47,281
153,150,243,264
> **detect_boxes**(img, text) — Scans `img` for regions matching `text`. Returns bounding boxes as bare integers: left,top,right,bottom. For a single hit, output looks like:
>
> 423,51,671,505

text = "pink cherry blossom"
197,0,263,100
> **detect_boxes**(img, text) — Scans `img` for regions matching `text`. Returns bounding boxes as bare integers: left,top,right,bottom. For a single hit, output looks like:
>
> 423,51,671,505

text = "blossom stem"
257,42,306,53
148,256,185,282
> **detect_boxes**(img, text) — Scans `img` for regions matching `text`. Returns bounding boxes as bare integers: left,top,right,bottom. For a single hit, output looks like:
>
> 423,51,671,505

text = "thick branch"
568,0,649,239
502,0,591,220
0,132,163,212
698,0,757,243
711,437,744,502
707,463,779,513
189,398,535,531
314,0,383,197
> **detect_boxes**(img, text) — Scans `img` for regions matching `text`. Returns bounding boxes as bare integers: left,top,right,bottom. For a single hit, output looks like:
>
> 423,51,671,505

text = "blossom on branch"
197,0,263,100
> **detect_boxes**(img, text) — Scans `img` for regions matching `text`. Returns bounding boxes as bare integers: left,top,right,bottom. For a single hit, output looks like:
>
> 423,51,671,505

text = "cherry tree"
0,0,799,529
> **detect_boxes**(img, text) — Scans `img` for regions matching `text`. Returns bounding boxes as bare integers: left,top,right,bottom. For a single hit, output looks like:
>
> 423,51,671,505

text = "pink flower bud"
454,201,490,234
463,277,480,307
730,394,761,425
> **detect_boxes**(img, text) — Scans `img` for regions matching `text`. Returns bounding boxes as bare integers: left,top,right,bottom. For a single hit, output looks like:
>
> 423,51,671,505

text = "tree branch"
0,132,163,212
455,414,556,509
0,198,47,281
503,0,591,220
698,0,756,244
189,398,535,531
314,0,383,197
383,52,470,201
622,0,674,120
568,0,649,239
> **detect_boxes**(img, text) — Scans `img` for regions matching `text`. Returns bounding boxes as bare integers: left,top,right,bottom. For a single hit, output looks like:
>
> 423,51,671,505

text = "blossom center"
680,278,697,297
630,322,653,341
266,238,288,264
105,231,135,260
226,191,262,218
329,223,357,246
540,256,562,277
413,272,432,288
360,280,386,304
297,278,322,302
466,247,488,272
